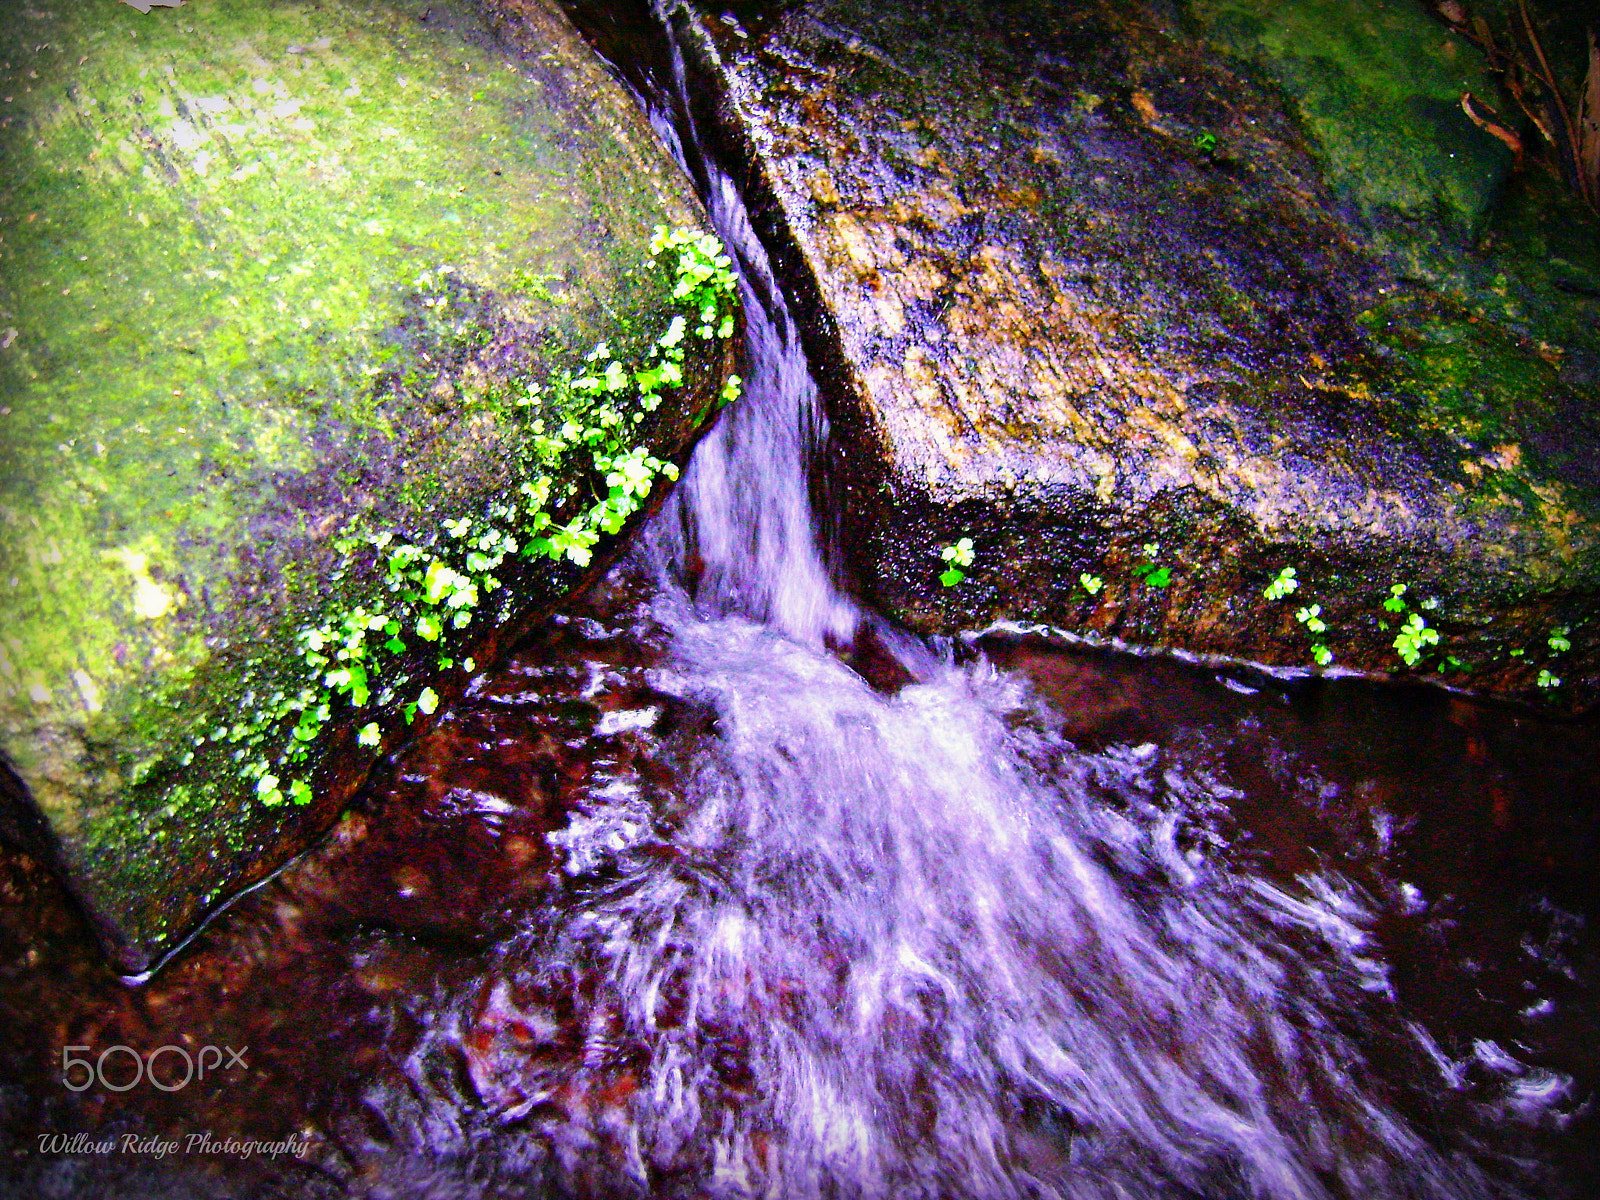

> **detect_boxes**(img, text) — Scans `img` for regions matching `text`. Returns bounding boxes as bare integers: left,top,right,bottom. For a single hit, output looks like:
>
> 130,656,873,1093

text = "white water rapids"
369,59,1535,1198
331,16,1585,1199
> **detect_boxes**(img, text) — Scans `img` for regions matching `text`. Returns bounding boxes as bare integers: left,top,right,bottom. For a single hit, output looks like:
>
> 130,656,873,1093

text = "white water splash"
374,13,1545,1198
454,85,1512,1195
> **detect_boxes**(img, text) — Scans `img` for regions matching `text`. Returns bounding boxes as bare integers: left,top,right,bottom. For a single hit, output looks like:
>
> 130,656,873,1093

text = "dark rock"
621,0,1598,707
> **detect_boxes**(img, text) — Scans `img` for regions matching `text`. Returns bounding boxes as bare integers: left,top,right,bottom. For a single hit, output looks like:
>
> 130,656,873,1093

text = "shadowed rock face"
0,0,735,974
623,0,1598,706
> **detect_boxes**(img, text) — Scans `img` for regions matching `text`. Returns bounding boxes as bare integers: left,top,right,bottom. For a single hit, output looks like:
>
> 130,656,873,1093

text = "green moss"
0,0,735,968
1355,289,1597,524
161,226,740,815
1187,0,1511,228
71,227,738,952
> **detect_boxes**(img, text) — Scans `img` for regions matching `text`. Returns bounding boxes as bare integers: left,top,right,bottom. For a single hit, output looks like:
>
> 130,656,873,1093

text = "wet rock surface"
627,0,1600,705
0,0,732,972
0,569,689,1197
0,566,1596,1197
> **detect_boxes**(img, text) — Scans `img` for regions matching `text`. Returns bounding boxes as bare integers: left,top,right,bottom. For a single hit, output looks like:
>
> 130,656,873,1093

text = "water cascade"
361,13,1584,1196
3,7,1592,1198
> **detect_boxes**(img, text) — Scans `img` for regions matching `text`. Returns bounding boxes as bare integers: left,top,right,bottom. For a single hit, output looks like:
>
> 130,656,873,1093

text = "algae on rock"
0,0,738,973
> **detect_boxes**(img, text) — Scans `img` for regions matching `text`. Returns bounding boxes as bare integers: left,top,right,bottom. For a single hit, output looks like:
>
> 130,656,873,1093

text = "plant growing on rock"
1393,612,1441,667
1538,624,1571,687
215,227,742,808
939,538,975,587
1378,583,1444,668
1262,566,1300,601
1131,542,1172,588
1262,565,1330,666
1295,605,1335,667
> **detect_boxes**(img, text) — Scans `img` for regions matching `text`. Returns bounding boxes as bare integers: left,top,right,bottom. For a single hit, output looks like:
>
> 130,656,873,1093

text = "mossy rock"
0,0,738,974
632,0,1596,707
1187,0,1513,230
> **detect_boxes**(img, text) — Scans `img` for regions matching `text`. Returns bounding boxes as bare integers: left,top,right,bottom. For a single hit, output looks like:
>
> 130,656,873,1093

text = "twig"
1516,0,1587,199
1460,93,1524,161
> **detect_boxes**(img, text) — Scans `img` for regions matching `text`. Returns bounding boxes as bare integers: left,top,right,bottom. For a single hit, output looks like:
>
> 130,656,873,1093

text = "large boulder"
638,0,1598,706
0,0,739,974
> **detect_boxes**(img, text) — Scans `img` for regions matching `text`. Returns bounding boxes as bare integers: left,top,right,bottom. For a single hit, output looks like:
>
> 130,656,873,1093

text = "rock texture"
629,0,1598,706
0,0,734,973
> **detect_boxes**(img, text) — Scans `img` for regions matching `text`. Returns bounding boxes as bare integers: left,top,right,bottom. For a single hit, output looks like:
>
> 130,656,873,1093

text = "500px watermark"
37,1132,309,1161
61,1044,248,1093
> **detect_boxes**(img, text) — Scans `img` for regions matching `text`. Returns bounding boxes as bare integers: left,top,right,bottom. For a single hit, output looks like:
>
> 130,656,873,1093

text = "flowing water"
2,8,1598,1199
343,31,1594,1192
444,22,1587,1196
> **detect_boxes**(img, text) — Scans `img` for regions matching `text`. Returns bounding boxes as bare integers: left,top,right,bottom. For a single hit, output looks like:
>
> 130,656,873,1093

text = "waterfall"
410,13,1540,1198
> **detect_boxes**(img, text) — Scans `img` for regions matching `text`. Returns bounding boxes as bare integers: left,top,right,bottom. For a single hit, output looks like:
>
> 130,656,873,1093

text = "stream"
2,5,1598,1198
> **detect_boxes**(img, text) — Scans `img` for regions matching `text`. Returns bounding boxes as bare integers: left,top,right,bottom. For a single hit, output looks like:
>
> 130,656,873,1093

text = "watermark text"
37,1131,309,1160
61,1044,248,1093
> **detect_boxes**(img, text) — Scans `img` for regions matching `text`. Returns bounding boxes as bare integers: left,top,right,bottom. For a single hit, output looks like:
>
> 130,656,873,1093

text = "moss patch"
0,0,736,971
1186,0,1512,229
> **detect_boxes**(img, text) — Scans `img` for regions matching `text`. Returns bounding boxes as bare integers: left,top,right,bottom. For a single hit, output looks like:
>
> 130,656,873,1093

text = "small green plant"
1295,604,1334,666
1379,584,1460,674
206,226,742,809
1534,625,1571,689
1263,565,1329,664
1063,544,1574,694
1131,543,1172,588
1262,566,1299,601
1194,130,1218,153
939,538,975,587
1393,612,1441,667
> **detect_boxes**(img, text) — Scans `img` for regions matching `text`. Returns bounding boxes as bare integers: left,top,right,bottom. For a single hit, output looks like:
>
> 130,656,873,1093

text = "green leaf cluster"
1131,543,1171,588
1262,567,1299,601
1294,604,1333,666
216,227,740,809
938,537,976,587
1392,612,1440,667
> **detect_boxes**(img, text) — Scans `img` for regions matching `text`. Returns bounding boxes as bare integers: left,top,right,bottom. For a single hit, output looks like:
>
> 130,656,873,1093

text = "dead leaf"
1461,92,1524,160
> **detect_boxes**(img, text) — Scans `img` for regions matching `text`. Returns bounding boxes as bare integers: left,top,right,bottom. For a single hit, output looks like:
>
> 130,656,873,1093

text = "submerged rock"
635,0,1598,705
0,0,738,974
